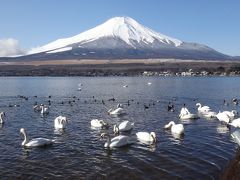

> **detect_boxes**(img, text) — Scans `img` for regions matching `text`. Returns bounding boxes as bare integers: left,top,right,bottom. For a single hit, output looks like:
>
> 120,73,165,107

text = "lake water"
0,76,239,179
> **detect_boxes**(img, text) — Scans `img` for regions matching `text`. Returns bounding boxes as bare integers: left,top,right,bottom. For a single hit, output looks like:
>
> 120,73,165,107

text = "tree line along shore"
0,60,240,76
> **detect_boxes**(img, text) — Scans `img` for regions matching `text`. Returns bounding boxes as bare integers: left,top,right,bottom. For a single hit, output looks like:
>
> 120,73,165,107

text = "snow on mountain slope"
28,16,182,54
46,47,72,54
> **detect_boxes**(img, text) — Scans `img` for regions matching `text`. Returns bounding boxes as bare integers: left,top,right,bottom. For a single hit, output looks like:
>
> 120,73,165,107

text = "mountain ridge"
1,16,234,61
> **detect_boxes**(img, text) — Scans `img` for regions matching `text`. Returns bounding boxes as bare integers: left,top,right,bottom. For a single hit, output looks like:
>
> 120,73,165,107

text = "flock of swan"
1,94,240,150
92,105,158,148
94,101,240,149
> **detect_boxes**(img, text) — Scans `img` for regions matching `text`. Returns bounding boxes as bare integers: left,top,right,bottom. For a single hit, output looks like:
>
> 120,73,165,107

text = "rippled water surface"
0,76,239,179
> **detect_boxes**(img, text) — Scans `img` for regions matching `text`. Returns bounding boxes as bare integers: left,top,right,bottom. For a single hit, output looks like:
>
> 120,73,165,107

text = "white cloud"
0,38,25,57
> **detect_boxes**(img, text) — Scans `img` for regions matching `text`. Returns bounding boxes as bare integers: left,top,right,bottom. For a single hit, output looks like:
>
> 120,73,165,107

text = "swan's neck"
151,134,157,143
108,109,113,114
41,106,44,113
60,118,66,125
21,130,29,146
165,122,175,129
0,114,3,124
113,125,119,134
104,135,111,148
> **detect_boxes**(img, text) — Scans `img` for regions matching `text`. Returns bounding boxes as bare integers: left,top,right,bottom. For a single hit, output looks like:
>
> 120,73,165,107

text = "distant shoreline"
0,59,240,76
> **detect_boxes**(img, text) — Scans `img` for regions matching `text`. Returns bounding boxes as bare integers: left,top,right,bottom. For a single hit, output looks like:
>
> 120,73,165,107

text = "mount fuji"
8,16,232,61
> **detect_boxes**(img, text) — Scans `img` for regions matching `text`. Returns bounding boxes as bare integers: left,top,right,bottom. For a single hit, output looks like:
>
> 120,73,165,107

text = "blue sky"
0,0,239,56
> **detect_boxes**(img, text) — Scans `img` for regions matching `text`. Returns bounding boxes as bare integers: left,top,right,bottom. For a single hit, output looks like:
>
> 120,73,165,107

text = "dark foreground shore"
0,59,240,76
221,148,240,180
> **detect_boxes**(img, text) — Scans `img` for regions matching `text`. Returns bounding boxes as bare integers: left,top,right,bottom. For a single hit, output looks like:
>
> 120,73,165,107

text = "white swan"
136,132,157,144
180,113,199,120
164,121,184,135
196,103,211,113
40,105,49,115
0,112,6,124
179,107,198,120
54,116,67,129
108,107,126,116
201,111,217,118
222,110,238,119
20,128,53,147
216,111,231,124
113,120,134,133
90,119,109,128
33,105,42,112
100,133,134,148
229,118,240,128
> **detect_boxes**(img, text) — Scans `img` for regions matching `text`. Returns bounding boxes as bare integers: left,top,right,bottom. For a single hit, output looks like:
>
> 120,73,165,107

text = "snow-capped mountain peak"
29,16,182,54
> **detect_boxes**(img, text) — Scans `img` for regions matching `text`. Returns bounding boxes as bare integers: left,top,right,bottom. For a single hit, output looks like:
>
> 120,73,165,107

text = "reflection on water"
172,132,184,141
135,143,157,152
217,124,230,134
0,76,240,179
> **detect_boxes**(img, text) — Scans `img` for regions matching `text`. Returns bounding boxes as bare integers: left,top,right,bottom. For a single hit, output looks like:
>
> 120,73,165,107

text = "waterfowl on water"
54,116,68,129
164,121,184,135
100,133,134,149
113,120,134,134
20,128,53,147
40,105,49,115
90,119,109,128
0,112,6,124
179,104,198,120
108,104,126,116
216,111,231,124
229,118,240,128
136,132,157,144
167,102,175,112
196,103,211,113
221,110,238,119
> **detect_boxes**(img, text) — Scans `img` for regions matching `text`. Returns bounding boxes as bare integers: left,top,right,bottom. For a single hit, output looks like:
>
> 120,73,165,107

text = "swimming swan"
40,105,49,115
0,112,6,124
20,128,53,147
222,110,238,119
201,111,217,118
136,132,157,144
179,107,198,120
216,111,231,124
33,105,42,112
90,119,109,128
54,116,67,129
196,103,211,113
164,121,184,135
229,118,240,128
100,133,134,148
108,104,125,115
113,120,134,134
108,107,126,116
